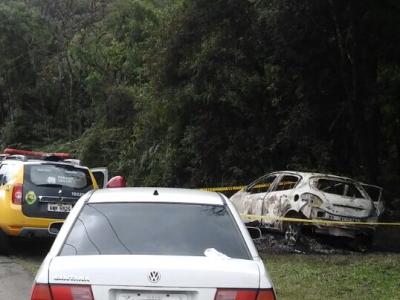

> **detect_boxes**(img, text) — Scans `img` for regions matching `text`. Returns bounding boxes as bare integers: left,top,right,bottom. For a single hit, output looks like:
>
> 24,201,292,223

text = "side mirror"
246,226,262,240
48,222,64,235
106,176,127,188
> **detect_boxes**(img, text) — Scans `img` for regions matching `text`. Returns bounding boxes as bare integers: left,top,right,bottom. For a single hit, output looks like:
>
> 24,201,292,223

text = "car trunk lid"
49,255,261,299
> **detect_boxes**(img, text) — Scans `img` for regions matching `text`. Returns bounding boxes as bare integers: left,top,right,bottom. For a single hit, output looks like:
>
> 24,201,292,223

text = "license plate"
48,203,72,212
117,293,187,300
325,214,358,222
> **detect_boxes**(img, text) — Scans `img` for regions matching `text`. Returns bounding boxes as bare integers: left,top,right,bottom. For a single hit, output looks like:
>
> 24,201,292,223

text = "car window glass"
249,175,276,194
0,164,20,184
60,203,251,259
274,175,300,191
25,164,92,189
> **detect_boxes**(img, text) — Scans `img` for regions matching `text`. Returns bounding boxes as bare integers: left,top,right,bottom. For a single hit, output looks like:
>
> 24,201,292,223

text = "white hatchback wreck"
230,171,383,246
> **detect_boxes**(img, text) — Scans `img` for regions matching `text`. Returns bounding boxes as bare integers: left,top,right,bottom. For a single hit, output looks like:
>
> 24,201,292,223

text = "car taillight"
12,183,23,205
256,289,276,300
31,284,52,300
51,284,94,300
31,284,94,300
215,289,276,300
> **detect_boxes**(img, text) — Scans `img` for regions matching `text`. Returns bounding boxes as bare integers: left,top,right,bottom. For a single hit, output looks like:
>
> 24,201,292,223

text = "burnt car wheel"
282,212,305,248
283,222,302,248
351,232,374,252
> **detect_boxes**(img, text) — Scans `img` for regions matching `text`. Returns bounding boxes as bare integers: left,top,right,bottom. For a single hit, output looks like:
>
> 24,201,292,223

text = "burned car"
230,171,383,247
360,183,384,216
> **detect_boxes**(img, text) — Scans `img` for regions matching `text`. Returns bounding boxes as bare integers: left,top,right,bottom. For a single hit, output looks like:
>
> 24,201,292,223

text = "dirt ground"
0,255,34,300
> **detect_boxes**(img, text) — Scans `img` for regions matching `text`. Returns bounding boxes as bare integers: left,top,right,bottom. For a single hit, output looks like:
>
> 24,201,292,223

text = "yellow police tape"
200,181,300,192
199,185,400,227
200,185,245,192
240,214,400,226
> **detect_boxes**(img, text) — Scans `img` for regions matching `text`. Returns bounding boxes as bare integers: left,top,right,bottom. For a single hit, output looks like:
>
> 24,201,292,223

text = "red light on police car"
4,148,71,159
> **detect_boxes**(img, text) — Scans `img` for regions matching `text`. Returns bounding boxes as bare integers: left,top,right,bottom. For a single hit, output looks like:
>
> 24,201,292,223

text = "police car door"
90,168,109,188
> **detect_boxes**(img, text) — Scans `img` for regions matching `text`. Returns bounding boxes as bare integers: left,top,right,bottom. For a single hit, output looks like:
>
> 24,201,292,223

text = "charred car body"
230,171,383,246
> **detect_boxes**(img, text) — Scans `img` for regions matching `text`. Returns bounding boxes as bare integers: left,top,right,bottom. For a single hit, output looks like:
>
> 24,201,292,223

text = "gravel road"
0,255,34,300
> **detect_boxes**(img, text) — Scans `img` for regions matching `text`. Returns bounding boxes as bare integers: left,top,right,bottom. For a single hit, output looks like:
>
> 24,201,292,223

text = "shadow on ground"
10,238,53,257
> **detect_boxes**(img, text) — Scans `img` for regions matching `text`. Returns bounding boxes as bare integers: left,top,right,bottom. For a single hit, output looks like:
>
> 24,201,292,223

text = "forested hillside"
1,0,400,197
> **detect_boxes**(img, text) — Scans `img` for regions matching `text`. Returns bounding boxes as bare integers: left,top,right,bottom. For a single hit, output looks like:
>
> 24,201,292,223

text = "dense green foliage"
1,0,400,198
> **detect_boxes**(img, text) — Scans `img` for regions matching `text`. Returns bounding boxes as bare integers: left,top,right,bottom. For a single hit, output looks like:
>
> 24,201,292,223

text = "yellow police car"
0,148,112,254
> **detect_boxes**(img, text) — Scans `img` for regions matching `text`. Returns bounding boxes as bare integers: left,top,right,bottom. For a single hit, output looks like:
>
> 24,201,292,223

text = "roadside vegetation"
1,1,400,218
265,254,400,300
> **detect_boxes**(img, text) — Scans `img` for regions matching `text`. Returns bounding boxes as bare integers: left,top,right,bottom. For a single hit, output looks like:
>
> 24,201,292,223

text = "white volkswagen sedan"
31,188,276,300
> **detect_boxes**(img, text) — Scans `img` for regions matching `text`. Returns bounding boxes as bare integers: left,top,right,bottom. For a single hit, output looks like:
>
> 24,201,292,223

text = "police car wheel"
0,229,10,255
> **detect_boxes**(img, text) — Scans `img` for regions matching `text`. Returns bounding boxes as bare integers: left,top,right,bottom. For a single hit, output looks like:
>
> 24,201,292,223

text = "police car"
0,148,124,254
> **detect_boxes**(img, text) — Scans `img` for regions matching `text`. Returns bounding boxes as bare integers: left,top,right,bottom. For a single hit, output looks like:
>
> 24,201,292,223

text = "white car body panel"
33,188,275,300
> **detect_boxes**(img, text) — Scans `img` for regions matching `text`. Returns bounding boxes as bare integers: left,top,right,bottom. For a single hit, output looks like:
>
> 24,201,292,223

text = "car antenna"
153,189,159,196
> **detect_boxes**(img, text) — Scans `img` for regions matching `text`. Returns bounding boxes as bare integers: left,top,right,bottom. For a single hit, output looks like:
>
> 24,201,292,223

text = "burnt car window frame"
247,174,278,195
272,174,301,192
314,177,365,199
361,184,382,202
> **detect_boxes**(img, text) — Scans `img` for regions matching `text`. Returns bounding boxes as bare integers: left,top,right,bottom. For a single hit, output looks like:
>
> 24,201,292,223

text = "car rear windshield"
25,164,92,190
60,202,251,259
316,179,364,198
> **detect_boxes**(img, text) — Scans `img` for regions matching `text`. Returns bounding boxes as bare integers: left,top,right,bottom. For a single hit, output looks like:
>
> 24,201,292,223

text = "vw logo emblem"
148,271,161,283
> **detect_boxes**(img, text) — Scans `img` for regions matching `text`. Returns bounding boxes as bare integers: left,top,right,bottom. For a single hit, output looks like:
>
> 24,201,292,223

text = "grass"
264,253,400,300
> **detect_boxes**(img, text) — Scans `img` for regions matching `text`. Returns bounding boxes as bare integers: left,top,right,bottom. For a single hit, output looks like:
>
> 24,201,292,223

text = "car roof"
88,187,225,205
271,170,354,181
1,158,87,169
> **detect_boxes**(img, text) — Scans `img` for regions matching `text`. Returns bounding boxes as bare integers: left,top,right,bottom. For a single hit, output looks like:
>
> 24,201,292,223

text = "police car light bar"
3,148,71,160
